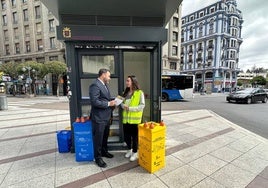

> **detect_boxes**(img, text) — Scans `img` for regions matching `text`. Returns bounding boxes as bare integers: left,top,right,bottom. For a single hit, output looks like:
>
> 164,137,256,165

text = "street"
162,93,268,139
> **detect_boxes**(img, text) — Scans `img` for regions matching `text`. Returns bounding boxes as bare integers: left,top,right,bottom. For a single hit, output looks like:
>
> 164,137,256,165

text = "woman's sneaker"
130,152,138,161
125,149,132,158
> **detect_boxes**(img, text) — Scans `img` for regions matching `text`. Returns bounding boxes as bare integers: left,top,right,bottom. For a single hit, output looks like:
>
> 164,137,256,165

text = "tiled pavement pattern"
0,96,267,188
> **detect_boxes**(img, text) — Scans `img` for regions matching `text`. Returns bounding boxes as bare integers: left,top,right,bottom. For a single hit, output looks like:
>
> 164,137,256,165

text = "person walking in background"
89,68,116,168
121,75,145,161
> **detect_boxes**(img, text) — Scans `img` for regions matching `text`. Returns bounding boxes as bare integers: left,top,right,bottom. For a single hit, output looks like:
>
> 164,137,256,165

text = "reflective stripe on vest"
122,90,143,124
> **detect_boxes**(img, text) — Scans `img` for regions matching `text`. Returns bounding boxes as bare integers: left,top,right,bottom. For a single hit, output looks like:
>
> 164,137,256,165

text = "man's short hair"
98,68,110,77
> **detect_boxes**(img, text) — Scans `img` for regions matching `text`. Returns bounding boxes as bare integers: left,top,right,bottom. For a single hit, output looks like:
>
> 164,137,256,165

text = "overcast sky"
181,0,268,72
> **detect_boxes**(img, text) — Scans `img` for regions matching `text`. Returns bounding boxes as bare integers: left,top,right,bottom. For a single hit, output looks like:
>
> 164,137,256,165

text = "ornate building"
0,0,65,95
180,0,243,92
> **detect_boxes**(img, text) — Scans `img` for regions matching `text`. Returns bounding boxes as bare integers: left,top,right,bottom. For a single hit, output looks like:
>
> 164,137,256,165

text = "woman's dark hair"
122,75,140,97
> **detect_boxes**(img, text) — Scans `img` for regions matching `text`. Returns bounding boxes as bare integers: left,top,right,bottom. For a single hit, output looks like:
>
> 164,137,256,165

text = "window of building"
11,0,16,6
199,12,204,18
15,43,20,54
210,7,215,13
172,31,178,42
189,54,193,63
172,46,178,56
4,29,8,40
209,19,214,34
50,37,56,49
2,15,7,25
231,28,237,37
14,27,19,39
49,19,55,32
173,17,178,27
199,23,203,37
22,0,27,3
5,44,10,55
1,0,6,10
13,12,18,24
182,19,185,25
37,39,43,51
35,5,41,19
170,62,177,70
181,29,184,42
36,57,45,63
36,22,42,34
25,41,31,52
198,43,202,51
23,9,28,21
189,26,193,40
49,56,58,61
190,15,194,21
24,25,30,36
230,50,236,59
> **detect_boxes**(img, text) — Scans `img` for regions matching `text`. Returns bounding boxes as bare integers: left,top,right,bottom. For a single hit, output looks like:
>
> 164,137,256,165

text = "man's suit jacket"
89,79,112,122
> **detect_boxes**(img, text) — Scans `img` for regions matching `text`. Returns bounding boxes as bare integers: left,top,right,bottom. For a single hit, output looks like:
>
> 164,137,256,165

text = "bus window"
161,75,194,101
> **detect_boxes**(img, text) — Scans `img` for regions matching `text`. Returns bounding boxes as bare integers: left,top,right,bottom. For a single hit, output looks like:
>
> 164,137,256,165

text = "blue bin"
73,121,94,162
57,130,71,153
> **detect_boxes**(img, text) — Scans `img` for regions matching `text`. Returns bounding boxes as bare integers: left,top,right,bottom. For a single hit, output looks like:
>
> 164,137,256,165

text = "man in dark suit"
89,68,116,168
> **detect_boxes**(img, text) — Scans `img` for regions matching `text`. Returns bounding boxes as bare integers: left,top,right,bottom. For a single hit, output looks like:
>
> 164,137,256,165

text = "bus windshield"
162,75,194,101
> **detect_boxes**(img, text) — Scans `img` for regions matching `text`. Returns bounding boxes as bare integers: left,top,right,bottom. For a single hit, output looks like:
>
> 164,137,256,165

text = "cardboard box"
138,122,166,173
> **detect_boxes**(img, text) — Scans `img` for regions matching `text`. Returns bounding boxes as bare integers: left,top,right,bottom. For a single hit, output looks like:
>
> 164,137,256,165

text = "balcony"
198,47,203,52
207,44,214,50
188,49,193,54
196,57,203,62
206,56,213,61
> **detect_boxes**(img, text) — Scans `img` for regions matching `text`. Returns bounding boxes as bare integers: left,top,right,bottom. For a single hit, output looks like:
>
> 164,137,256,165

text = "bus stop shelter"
41,0,182,146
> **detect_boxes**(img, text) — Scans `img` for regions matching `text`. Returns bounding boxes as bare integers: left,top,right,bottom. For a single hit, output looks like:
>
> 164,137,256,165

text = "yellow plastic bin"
138,122,166,173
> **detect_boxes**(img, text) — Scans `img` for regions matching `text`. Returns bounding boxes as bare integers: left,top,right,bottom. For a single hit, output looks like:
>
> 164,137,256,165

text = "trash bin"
57,130,72,153
0,95,8,110
73,120,94,162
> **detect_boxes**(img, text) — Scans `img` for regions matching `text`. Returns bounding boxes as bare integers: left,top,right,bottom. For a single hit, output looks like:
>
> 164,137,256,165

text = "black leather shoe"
102,151,114,158
95,158,107,168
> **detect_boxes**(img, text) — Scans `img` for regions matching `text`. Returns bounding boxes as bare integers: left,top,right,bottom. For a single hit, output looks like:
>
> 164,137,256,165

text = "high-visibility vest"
122,90,143,124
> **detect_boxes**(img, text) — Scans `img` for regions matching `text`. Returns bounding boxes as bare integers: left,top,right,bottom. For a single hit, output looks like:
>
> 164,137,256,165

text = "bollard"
0,95,8,110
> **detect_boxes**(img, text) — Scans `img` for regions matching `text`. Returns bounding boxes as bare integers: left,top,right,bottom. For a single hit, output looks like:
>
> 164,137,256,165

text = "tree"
44,61,67,96
251,76,266,87
0,61,20,80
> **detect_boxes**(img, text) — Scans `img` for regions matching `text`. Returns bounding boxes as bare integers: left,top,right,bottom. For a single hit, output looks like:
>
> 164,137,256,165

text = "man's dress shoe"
102,152,114,158
95,158,107,168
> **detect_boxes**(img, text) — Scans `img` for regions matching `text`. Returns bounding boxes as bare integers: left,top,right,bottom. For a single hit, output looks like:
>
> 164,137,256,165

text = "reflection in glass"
81,78,118,100
82,55,115,74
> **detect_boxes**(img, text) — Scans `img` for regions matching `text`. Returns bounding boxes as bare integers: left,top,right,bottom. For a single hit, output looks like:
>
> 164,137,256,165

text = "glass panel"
123,52,151,122
81,78,118,100
82,55,115,74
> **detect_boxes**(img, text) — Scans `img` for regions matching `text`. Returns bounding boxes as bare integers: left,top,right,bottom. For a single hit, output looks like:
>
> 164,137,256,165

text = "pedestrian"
89,68,116,168
121,75,145,161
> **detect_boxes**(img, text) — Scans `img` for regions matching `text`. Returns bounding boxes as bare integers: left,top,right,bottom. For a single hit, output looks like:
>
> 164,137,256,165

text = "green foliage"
0,61,20,79
44,61,67,76
237,80,243,86
250,76,266,86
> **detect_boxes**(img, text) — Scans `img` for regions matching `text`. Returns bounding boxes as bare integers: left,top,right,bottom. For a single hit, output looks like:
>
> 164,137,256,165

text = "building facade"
162,4,182,75
0,0,65,95
180,0,243,93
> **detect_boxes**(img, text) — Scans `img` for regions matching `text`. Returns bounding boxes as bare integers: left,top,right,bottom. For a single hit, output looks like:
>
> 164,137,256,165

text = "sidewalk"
0,97,267,187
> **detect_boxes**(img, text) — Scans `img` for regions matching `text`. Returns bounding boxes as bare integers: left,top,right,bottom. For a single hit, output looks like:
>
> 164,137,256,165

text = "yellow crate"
138,122,166,173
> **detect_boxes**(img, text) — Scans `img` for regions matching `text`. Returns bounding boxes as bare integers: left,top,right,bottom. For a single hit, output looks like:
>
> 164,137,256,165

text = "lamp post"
22,66,35,95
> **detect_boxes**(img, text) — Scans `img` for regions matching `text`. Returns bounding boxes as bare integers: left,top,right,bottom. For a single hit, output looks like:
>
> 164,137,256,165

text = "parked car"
226,88,268,104
264,89,268,94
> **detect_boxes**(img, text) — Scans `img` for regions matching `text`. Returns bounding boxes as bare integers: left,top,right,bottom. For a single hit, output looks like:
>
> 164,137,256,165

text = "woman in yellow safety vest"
121,75,145,161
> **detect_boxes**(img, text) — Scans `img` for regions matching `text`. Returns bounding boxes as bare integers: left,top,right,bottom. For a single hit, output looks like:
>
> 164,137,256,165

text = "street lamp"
22,66,35,95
